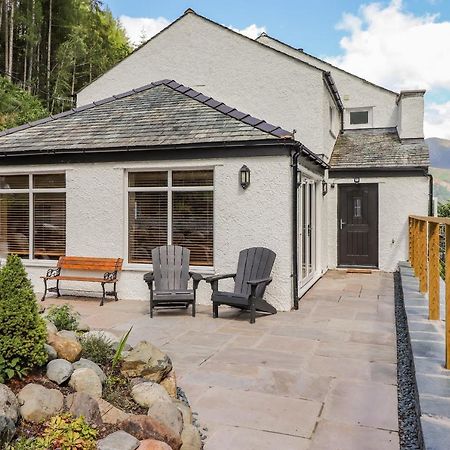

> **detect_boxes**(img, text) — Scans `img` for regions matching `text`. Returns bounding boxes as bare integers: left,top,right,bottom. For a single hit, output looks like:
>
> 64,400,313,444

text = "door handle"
340,219,346,230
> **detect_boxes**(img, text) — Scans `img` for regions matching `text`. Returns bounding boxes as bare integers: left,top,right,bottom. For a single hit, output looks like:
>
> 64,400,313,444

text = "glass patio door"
299,178,316,287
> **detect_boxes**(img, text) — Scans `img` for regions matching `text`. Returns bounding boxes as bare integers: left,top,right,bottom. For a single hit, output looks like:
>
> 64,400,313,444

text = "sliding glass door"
299,178,317,287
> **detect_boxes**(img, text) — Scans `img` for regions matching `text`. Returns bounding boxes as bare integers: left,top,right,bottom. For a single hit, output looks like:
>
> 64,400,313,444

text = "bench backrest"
152,245,190,291
57,256,123,273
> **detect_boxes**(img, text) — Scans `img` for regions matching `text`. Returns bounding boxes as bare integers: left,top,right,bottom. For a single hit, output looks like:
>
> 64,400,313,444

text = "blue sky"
103,1,450,138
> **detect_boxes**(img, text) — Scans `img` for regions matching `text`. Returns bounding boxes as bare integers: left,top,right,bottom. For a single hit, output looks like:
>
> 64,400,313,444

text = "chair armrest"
189,272,203,281
246,277,272,286
143,272,154,283
204,273,236,283
190,272,203,290
247,277,272,298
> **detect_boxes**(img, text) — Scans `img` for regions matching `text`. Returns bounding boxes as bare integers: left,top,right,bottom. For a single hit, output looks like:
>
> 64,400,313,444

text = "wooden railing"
409,215,450,368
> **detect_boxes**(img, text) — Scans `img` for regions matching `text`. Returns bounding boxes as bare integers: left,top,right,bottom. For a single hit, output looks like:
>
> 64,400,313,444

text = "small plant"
103,373,146,414
6,437,38,450
112,326,132,370
46,304,80,331
80,334,115,366
0,255,47,382
33,414,97,450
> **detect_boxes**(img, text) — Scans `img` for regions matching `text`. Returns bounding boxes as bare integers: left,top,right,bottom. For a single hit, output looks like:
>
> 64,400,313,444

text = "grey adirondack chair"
143,245,202,318
205,247,277,324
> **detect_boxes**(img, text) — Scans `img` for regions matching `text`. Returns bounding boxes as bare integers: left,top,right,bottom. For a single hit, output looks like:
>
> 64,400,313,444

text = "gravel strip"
394,271,424,449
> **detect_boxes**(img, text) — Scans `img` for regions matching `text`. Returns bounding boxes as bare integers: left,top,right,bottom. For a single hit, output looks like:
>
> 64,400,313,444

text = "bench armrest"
45,268,61,278
104,270,118,281
190,272,203,290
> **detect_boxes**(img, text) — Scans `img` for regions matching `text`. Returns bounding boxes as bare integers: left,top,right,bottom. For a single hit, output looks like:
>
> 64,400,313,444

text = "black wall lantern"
240,165,251,189
322,180,328,196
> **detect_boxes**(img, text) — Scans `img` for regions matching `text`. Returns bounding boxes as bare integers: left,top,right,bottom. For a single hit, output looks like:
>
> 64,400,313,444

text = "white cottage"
0,9,429,312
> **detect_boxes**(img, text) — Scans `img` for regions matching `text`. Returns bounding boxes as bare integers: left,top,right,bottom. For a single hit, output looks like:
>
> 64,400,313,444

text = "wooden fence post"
419,220,428,294
446,224,450,369
428,222,440,320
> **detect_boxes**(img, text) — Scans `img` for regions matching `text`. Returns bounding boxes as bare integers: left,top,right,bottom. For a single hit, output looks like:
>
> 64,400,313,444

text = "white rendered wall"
77,13,331,158
257,35,400,131
326,175,429,271
4,155,295,311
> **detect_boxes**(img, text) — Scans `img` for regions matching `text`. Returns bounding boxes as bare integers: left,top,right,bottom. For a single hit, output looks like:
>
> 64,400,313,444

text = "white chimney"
397,90,425,140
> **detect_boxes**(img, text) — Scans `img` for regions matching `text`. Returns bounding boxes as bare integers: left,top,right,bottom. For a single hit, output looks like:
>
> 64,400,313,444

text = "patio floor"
43,270,399,450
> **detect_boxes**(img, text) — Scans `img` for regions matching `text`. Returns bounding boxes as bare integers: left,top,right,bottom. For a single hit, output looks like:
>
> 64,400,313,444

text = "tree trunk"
7,0,14,81
27,0,35,92
4,0,9,79
47,0,52,106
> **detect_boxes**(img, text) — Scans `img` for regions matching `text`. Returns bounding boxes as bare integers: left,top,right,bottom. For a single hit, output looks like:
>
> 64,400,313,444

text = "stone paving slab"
41,270,399,449
399,262,450,450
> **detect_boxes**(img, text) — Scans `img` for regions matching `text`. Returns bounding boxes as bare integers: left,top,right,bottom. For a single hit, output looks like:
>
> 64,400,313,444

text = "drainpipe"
427,171,434,216
291,148,301,310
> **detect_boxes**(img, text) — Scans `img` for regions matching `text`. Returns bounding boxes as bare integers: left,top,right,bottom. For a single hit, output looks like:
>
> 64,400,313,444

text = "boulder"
65,392,102,426
98,399,130,425
69,368,102,399
180,425,202,450
83,330,119,343
45,320,58,336
77,322,90,332
44,344,58,362
72,358,106,383
121,341,172,383
138,439,172,450
147,401,183,436
0,415,15,447
0,384,19,423
131,382,171,408
17,383,63,422
174,401,192,426
97,430,140,450
46,359,73,385
160,370,177,399
119,415,182,450
57,330,79,342
47,334,82,362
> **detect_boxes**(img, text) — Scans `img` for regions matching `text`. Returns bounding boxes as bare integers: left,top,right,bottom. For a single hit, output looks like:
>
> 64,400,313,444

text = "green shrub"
80,334,115,366
34,414,97,450
0,255,47,382
46,304,80,331
6,437,38,450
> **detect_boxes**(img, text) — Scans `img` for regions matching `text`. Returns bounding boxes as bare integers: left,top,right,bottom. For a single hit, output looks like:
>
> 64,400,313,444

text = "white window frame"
0,172,66,261
345,107,373,129
125,168,214,271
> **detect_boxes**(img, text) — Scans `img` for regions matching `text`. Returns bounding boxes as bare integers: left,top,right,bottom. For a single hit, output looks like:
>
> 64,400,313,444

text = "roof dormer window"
346,107,373,129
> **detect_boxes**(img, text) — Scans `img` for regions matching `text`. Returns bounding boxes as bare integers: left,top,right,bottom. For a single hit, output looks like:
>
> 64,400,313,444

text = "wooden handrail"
408,215,450,368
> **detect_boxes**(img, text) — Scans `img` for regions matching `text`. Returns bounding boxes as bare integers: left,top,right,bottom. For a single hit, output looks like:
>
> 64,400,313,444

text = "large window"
128,170,214,266
0,174,66,260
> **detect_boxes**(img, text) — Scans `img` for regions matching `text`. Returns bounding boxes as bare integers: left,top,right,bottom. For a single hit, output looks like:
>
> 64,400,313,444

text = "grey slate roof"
330,128,429,170
0,79,293,155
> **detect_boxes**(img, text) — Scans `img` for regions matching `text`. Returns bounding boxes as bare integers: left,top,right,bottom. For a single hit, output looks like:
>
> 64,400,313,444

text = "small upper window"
350,110,369,125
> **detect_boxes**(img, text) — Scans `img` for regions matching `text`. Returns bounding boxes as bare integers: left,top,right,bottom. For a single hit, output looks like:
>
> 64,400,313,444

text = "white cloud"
119,15,170,47
228,24,266,39
326,0,450,138
425,101,450,139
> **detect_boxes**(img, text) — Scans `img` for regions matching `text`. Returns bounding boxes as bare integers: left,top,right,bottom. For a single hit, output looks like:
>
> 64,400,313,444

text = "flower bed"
0,256,202,450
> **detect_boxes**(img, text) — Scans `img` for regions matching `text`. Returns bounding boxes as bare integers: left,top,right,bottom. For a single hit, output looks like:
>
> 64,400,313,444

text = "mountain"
426,138,450,203
427,138,450,169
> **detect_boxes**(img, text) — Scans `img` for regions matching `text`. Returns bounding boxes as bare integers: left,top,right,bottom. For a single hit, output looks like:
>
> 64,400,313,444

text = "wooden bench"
41,256,124,306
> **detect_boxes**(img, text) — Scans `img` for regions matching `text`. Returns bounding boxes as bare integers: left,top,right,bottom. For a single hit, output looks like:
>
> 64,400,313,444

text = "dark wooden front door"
338,184,378,267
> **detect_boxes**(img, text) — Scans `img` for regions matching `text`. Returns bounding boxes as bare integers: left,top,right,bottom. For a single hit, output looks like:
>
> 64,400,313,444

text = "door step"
346,269,373,274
